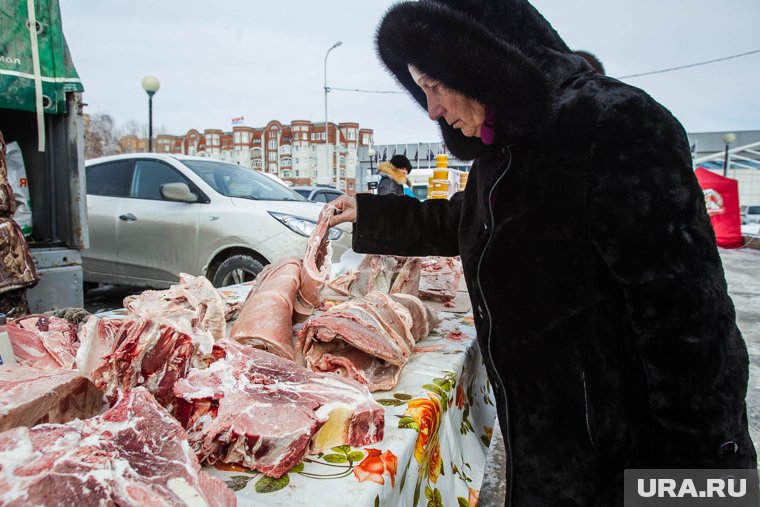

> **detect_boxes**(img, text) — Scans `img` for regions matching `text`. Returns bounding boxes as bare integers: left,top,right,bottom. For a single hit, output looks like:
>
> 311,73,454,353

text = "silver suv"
83,154,351,288
743,205,760,225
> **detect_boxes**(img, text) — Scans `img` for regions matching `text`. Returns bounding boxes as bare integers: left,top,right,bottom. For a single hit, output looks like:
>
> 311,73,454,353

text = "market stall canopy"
694,167,743,249
1,0,84,150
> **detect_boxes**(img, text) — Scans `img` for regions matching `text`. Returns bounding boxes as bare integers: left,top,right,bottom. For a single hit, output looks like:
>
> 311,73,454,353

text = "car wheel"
209,254,266,288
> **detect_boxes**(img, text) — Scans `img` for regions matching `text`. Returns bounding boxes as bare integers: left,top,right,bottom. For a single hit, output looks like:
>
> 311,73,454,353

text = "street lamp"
141,75,160,152
366,147,376,193
722,132,735,177
324,41,342,189
367,147,376,174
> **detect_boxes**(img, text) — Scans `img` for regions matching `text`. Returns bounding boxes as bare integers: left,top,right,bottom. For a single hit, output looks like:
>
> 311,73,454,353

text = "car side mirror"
161,182,198,203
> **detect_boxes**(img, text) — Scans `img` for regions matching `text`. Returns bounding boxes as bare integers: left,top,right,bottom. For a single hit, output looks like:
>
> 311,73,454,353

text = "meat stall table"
100,283,496,507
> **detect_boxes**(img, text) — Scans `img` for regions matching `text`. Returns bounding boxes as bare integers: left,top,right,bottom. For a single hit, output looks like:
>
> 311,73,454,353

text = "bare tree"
83,113,120,159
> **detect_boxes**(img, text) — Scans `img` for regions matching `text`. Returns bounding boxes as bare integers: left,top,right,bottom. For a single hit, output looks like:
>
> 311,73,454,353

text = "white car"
83,154,351,288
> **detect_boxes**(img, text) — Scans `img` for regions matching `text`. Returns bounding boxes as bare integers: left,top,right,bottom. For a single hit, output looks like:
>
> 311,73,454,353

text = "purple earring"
481,106,496,145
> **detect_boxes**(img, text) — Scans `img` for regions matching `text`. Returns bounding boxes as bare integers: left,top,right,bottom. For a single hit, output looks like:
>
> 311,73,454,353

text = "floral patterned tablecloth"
100,285,496,507
212,285,496,507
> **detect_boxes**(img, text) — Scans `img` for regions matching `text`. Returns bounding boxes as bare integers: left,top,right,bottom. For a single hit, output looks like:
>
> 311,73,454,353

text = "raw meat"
298,291,436,391
390,257,422,296
0,366,102,431
420,256,462,302
174,339,384,478
328,255,421,298
389,293,439,341
124,273,229,356
230,257,302,361
0,387,236,507
84,317,197,407
296,204,335,315
6,315,78,369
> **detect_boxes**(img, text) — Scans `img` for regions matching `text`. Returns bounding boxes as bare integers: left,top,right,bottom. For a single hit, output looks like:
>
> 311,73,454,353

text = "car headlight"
268,212,343,240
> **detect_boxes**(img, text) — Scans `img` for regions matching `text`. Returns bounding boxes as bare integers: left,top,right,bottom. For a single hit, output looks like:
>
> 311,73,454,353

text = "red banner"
694,168,743,249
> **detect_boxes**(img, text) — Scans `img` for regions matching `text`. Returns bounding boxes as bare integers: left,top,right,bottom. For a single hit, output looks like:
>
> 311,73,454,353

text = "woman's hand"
328,196,357,227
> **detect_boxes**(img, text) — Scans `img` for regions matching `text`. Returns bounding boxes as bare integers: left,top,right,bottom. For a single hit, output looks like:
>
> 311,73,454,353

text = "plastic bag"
6,142,32,236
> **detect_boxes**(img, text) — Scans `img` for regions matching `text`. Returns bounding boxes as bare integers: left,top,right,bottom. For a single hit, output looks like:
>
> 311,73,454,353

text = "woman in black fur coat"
329,0,756,504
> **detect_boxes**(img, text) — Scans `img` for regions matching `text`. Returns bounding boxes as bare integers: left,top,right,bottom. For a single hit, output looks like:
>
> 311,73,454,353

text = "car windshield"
293,188,311,198
181,160,307,201
747,206,760,215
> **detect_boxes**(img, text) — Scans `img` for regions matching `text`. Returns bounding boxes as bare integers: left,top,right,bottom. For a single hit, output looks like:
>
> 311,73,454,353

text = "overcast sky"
60,0,760,145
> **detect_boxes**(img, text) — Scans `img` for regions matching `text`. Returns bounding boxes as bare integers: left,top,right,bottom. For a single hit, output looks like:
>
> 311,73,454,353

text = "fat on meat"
296,204,335,315
328,255,421,298
0,366,102,432
0,387,236,507
298,291,435,391
230,257,302,361
6,315,78,369
389,257,422,297
123,273,230,356
419,256,462,302
173,339,384,478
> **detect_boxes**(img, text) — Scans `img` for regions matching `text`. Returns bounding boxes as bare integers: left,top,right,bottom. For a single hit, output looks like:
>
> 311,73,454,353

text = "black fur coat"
352,0,756,505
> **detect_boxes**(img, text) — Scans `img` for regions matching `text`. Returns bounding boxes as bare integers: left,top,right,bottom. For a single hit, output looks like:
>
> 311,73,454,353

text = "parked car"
83,154,351,288
742,205,760,225
291,186,345,203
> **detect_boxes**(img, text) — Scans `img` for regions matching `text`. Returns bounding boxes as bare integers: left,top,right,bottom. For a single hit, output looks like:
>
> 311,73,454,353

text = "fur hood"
377,161,410,185
376,0,593,159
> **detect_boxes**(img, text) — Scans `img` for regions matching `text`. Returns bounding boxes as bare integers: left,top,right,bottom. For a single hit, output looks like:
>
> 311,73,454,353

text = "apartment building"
133,120,374,196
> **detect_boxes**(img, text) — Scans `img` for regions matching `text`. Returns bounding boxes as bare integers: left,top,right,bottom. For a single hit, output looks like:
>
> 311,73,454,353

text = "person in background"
377,154,413,195
329,0,755,504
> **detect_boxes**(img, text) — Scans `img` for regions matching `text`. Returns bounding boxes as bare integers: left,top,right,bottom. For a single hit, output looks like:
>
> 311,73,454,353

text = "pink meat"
390,257,422,296
0,366,102,432
124,273,229,355
230,257,302,360
174,339,384,478
6,315,79,369
0,387,235,507
297,205,335,315
420,256,462,302
298,291,429,391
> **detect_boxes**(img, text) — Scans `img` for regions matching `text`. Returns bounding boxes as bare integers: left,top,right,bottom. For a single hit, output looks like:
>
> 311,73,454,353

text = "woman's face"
415,75,485,138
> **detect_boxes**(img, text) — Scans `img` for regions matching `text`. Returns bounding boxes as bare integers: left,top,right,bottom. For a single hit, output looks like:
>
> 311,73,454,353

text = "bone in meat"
296,204,335,315
0,366,102,432
6,315,79,370
0,387,235,507
173,339,384,478
298,291,432,391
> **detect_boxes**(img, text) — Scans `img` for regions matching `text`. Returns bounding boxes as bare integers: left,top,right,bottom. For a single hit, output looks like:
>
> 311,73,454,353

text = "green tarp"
0,0,83,114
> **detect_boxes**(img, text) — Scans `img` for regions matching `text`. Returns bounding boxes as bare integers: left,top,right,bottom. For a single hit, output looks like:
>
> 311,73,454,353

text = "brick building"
123,120,374,196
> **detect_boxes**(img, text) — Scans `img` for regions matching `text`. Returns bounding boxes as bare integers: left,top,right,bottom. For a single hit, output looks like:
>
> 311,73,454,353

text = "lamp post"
366,147,376,193
324,41,342,188
722,132,735,177
141,75,160,152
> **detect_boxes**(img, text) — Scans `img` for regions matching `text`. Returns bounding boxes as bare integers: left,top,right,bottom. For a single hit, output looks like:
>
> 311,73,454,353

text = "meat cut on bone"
173,339,384,478
0,387,236,507
0,365,102,432
296,204,335,316
298,291,437,391
6,315,79,369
